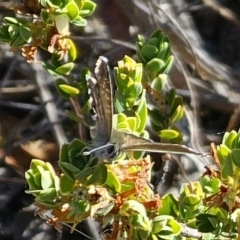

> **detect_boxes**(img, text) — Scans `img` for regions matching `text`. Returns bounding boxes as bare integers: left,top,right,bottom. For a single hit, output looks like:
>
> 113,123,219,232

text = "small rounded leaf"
151,74,167,91
19,26,32,43
87,163,107,186
67,2,79,21
232,149,240,168
223,131,237,149
59,84,80,95
159,129,180,140
56,62,74,75
105,171,121,193
60,174,75,195
169,105,184,124
141,45,158,59
146,58,165,74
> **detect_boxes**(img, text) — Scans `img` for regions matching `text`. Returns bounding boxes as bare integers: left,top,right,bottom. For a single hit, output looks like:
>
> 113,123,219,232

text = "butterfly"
83,56,203,162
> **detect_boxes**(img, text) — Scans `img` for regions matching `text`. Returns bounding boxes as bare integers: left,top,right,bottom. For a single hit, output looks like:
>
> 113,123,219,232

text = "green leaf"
151,74,167,91
221,154,234,179
223,131,237,149
56,62,74,75
196,214,218,233
152,216,181,239
30,159,47,172
69,139,86,155
51,52,62,68
157,42,171,60
199,176,221,194
114,90,128,113
67,2,79,21
152,219,165,234
232,149,240,168
25,170,40,190
59,162,80,177
126,117,137,132
75,167,94,183
234,133,240,148
170,96,184,115
116,112,127,123
0,25,11,42
126,83,142,98
33,172,42,188
41,9,49,23
121,182,134,192
120,200,147,216
69,148,87,169
136,90,147,132
182,194,201,206
67,39,77,61
216,144,231,165
147,38,159,47
161,55,174,74
129,214,151,231
74,0,84,9
19,26,32,43
169,105,184,124
72,17,87,26
71,199,90,214
60,174,75,195
59,84,80,95
53,175,60,193
59,162,79,173
141,45,158,59
117,122,130,132
148,108,165,128
87,163,107,186
4,17,20,25
158,129,180,140
42,62,60,76
158,194,179,218
11,35,25,47
38,188,57,201
55,78,71,98
80,0,96,17
167,88,176,110
105,171,121,193
46,162,57,178
197,222,216,233
150,29,164,40
146,58,165,74
167,219,182,235
46,0,62,7
59,138,88,179
8,25,19,39
137,229,151,239
136,42,146,63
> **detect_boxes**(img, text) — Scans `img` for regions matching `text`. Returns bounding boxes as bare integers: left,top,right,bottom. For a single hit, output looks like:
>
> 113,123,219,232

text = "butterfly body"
84,56,203,162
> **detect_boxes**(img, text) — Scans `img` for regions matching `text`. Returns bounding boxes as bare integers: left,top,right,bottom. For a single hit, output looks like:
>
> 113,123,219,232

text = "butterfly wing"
114,131,202,156
87,56,113,147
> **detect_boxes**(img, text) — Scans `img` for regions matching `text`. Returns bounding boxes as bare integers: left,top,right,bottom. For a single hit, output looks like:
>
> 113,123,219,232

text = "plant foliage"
1,1,240,239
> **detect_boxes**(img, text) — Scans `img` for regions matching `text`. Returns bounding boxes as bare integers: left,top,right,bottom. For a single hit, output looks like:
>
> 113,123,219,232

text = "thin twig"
32,56,67,147
203,0,240,28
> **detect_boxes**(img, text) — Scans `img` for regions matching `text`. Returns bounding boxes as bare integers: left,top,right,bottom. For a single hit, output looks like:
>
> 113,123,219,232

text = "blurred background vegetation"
1,0,240,239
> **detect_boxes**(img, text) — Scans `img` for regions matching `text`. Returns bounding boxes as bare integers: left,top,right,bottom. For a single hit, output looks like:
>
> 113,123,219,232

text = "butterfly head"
82,143,119,162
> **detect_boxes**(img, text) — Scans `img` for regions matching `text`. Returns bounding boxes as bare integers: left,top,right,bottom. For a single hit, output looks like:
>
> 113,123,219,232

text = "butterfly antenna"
82,144,115,156
82,148,97,156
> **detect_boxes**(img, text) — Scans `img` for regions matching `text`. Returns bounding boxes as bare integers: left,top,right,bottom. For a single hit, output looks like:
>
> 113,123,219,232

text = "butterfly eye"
106,145,118,159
